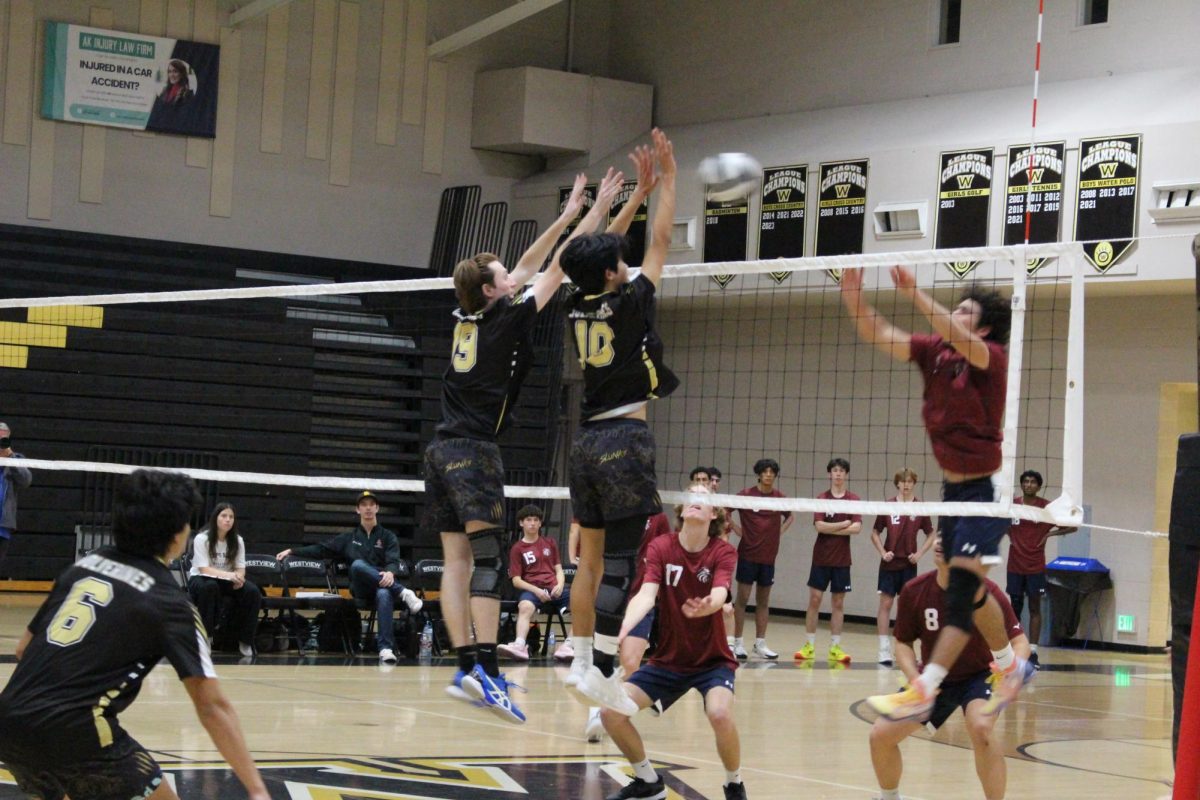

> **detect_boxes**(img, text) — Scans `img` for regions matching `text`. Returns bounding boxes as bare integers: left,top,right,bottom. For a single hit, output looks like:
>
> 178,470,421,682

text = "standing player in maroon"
731,458,794,660
1006,469,1076,667
796,458,861,663
871,468,935,665
868,533,1029,800
841,266,1028,720
601,484,746,800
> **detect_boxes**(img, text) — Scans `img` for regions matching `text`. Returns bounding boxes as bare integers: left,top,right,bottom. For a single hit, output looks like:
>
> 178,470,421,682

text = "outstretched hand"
596,166,625,205
562,173,588,220
840,267,864,295
629,144,658,197
681,595,722,619
651,128,676,179
890,265,917,296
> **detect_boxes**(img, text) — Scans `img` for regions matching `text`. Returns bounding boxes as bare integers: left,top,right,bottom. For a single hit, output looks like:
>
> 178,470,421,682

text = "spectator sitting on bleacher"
499,505,573,662
276,490,422,664
188,503,262,658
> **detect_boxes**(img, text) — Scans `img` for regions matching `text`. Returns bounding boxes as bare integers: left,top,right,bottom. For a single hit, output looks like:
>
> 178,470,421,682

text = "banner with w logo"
935,148,994,279
815,159,869,262
757,164,808,282
1074,134,1142,273
1004,141,1066,275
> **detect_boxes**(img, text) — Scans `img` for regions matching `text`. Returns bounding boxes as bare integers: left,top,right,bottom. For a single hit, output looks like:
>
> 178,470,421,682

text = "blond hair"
893,468,919,487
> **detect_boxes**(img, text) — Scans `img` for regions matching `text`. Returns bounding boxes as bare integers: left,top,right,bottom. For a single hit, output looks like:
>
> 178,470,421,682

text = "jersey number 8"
574,320,615,368
47,577,114,647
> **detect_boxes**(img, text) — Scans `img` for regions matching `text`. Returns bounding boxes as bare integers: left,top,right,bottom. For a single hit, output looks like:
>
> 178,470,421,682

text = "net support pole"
1059,246,1086,514
1174,561,1200,800
997,252,1030,512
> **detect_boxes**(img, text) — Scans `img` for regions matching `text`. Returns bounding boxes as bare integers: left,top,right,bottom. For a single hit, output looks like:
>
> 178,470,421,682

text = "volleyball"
698,152,763,202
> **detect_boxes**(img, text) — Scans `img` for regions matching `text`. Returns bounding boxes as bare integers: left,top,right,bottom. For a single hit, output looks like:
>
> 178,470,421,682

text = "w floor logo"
2,755,708,799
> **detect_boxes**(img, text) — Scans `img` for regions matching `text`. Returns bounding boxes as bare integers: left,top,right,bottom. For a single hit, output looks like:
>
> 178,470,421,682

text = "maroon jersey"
894,571,1022,683
1007,495,1053,575
873,497,934,571
909,333,1007,475
629,512,674,595
811,490,861,567
508,535,561,591
643,534,739,674
735,486,792,564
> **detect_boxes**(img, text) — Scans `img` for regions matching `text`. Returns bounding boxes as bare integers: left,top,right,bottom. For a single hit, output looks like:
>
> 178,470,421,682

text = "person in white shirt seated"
188,503,261,657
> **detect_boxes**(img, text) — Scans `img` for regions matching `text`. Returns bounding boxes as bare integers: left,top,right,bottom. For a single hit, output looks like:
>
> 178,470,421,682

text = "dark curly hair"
961,286,1011,344
113,470,202,558
560,233,630,294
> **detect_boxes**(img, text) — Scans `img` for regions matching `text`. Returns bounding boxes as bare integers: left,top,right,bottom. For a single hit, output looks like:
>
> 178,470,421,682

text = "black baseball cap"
356,490,379,505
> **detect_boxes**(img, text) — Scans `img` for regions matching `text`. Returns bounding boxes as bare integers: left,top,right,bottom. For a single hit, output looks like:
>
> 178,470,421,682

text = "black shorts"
626,663,735,713
1,730,163,800
808,564,851,593
568,419,661,528
1006,571,1047,602
927,671,993,729
940,477,1008,565
877,565,918,597
422,436,506,533
735,558,775,587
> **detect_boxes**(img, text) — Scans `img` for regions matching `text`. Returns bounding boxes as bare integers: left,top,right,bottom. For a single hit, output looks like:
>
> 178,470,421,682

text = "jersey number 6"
574,320,615,368
46,577,114,647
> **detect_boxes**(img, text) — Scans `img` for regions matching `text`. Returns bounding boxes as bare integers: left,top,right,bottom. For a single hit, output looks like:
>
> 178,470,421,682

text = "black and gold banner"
558,184,597,239
609,181,648,267
1004,141,1065,274
1074,134,1141,273
758,164,807,284
815,160,868,268
935,148,993,279
704,192,749,284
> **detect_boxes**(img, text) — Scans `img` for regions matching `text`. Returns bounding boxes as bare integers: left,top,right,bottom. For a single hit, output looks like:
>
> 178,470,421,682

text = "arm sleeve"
548,537,561,566
160,597,217,679
509,544,526,580
892,585,918,644
920,516,934,534
382,530,400,574
293,532,347,560
191,533,211,571
233,538,246,571
873,515,887,533
908,332,933,366
642,540,665,587
6,455,32,489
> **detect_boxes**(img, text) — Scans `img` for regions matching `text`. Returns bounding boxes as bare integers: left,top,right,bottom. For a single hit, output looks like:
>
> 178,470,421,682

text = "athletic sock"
572,636,593,666
879,635,891,648
456,645,476,674
831,635,842,646
806,632,816,645
632,758,658,783
878,788,901,800
513,637,526,647
477,644,499,678
915,663,948,695
1030,643,1039,654
991,643,1016,671
594,633,620,676
725,769,742,786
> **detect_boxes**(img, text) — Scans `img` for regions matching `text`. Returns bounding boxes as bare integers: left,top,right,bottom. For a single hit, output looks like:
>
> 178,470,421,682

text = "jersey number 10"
574,320,615,368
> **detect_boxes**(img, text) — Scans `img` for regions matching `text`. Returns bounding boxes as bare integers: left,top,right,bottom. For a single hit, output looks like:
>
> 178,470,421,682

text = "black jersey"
0,547,215,766
437,292,540,441
566,273,679,420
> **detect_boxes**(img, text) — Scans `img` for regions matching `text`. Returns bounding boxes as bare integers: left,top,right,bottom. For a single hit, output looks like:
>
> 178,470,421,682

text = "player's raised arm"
840,267,912,362
607,144,658,236
640,128,676,289
892,265,993,370
508,173,588,290
184,677,270,800
530,168,623,310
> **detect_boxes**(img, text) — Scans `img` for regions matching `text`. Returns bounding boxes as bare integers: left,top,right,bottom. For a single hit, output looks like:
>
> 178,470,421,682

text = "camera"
0,437,11,448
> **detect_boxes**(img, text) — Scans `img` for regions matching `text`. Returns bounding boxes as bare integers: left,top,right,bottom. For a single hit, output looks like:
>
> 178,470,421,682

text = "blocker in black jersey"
0,546,215,779
565,273,679,421
437,289,539,441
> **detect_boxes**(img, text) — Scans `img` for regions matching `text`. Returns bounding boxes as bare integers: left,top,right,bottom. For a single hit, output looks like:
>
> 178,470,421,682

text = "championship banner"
609,181,648,267
559,184,598,239
1004,141,1065,275
1074,134,1142,273
41,22,219,138
758,165,807,284
815,159,868,283
703,191,749,286
935,148,994,279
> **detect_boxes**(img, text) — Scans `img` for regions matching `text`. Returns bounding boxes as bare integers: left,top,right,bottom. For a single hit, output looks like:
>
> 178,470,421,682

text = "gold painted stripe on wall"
259,5,288,154
375,0,404,146
0,322,68,348
305,0,336,161
421,58,446,174
185,0,216,168
3,0,33,146
400,0,426,127
209,26,240,218
165,0,191,38
27,18,53,220
0,345,29,369
329,1,358,187
28,306,104,328
80,7,115,204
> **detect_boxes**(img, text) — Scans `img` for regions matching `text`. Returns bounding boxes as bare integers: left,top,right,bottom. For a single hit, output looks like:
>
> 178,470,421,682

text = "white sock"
916,663,949,695
595,632,620,656
831,635,841,646
1030,643,1039,653
755,638,766,647
632,758,658,783
879,635,891,648
734,637,744,647
806,632,816,645
572,637,593,666
514,637,525,647
727,635,736,646
878,788,901,800
991,643,1016,671
725,769,742,786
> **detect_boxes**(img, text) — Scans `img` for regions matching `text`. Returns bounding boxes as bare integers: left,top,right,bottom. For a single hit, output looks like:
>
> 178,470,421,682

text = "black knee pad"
945,567,982,632
604,515,649,557
1009,593,1025,618
468,527,505,599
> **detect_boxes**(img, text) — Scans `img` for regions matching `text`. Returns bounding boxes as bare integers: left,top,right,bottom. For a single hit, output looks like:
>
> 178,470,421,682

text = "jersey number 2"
574,320,615,367
452,322,479,372
47,577,114,647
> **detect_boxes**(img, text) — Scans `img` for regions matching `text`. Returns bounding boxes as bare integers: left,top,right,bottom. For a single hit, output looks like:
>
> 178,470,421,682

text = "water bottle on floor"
546,629,556,656
419,621,433,663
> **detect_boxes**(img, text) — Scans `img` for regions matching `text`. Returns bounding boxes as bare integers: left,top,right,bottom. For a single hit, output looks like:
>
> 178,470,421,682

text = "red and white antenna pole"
1023,0,1045,246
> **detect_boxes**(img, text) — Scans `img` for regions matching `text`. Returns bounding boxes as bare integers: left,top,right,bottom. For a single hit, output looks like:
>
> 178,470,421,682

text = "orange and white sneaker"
866,683,935,722
982,657,1035,715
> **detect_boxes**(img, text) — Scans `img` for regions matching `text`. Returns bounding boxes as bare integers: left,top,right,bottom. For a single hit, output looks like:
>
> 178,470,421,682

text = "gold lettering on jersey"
77,553,155,592
1079,140,1137,174
445,459,474,471
598,450,627,464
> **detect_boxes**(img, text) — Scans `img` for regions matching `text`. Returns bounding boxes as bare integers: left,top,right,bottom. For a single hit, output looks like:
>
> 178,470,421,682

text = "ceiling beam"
230,0,299,27
427,0,564,58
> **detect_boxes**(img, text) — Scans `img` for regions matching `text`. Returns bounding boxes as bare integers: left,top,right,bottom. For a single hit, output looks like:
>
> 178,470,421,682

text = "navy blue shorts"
940,477,1008,564
735,558,775,587
517,585,571,614
808,564,851,593
1006,571,1047,602
877,565,917,597
627,607,656,641
626,663,736,713
928,671,993,729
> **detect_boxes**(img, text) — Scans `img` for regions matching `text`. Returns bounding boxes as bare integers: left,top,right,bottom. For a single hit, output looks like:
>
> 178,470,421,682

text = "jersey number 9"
574,320,615,368
46,577,114,647
452,322,479,372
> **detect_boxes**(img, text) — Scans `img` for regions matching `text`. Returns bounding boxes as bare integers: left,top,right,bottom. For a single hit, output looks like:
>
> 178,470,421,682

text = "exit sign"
1116,614,1136,633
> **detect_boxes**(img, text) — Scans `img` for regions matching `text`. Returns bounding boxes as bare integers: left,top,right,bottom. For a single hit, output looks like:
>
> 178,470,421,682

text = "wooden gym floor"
0,602,1174,799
